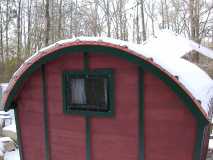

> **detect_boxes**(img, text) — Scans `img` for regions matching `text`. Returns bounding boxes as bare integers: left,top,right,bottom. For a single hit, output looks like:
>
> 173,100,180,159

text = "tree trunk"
69,2,73,38
160,0,165,29
5,0,9,59
112,2,119,39
136,1,140,43
51,0,55,42
27,0,32,56
190,0,196,40
45,0,50,46
164,0,169,29
74,0,78,37
119,0,123,40
17,0,22,62
58,0,63,40
0,5,4,64
106,0,111,37
189,0,200,63
140,0,146,41
93,0,98,36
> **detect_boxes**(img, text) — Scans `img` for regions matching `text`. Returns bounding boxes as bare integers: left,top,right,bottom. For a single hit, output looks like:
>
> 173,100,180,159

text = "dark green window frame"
62,69,114,117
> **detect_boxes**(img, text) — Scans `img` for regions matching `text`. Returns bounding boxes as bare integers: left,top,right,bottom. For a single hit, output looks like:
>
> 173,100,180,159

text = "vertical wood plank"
139,67,145,160
41,64,51,160
84,52,91,160
14,107,24,160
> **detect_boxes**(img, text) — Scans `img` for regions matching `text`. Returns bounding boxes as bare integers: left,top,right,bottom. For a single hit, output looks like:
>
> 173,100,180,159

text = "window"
63,69,114,116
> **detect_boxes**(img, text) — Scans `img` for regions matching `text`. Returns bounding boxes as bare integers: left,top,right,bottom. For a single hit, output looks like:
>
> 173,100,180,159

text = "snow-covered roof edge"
2,34,213,121
141,31,213,117
142,30,213,59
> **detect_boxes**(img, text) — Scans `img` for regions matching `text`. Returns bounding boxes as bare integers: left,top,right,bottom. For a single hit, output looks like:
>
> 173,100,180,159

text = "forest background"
0,0,213,82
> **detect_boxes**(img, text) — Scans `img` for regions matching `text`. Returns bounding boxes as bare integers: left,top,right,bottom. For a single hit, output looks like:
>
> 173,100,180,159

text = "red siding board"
46,53,139,160
89,54,139,160
144,71,197,160
15,51,199,160
91,134,138,159
18,69,46,160
48,115,85,132
46,53,86,160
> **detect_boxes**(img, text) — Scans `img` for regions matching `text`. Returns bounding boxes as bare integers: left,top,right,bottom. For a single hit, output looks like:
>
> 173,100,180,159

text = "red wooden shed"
2,36,213,160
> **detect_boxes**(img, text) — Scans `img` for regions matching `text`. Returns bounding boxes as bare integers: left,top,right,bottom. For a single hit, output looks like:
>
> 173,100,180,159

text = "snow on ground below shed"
0,137,13,143
3,110,16,133
0,136,19,160
3,123,16,133
4,149,20,160
209,139,213,149
18,30,213,116
0,83,8,93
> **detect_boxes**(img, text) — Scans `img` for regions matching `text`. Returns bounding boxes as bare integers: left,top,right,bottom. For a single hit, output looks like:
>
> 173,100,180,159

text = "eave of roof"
1,38,211,123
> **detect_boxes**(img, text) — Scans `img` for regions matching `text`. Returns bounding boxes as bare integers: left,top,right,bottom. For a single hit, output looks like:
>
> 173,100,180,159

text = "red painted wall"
16,52,197,160
89,54,139,160
18,70,45,160
46,53,86,160
201,125,210,160
143,71,197,160
45,53,139,160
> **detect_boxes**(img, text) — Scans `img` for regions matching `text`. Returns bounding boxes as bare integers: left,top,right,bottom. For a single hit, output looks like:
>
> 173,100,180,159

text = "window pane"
70,78,86,104
85,78,108,111
69,77,108,112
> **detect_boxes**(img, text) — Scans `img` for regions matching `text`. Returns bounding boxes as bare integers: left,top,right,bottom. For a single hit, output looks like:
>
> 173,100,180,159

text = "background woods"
0,0,213,82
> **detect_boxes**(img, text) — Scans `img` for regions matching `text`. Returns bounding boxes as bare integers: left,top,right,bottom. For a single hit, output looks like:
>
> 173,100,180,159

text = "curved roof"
141,31,213,117
1,36,213,123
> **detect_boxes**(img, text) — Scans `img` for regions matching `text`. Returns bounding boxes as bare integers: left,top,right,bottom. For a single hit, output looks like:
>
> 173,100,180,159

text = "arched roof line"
1,41,209,124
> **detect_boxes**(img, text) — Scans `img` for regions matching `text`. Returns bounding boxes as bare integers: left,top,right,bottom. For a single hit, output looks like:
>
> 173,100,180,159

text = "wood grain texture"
201,125,210,160
15,51,199,160
143,71,197,160
46,53,86,160
18,69,46,160
89,54,139,160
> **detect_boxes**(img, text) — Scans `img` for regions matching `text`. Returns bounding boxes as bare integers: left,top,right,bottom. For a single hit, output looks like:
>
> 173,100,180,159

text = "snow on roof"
141,30,213,116
142,30,213,59
10,30,213,118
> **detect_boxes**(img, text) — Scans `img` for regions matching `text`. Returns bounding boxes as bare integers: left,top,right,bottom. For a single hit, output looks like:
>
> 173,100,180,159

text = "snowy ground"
4,149,20,160
209,139,213,149
0,110,20,160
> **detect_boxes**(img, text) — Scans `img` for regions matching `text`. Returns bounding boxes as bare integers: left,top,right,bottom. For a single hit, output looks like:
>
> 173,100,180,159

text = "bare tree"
145,0,156,36
106,0,111,37
27,0,32,56
140,0,147,41
5,0,9,59
0,4,4,64
45,0,50,46
136,1,140,43
58,0,63,40
17,0,22,61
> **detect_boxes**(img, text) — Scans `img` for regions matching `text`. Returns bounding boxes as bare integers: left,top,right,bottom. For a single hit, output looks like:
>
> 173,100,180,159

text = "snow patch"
3,124,16,133
0,84,8,93
0,137,13,143
209,139,213,149
4,149,20,160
